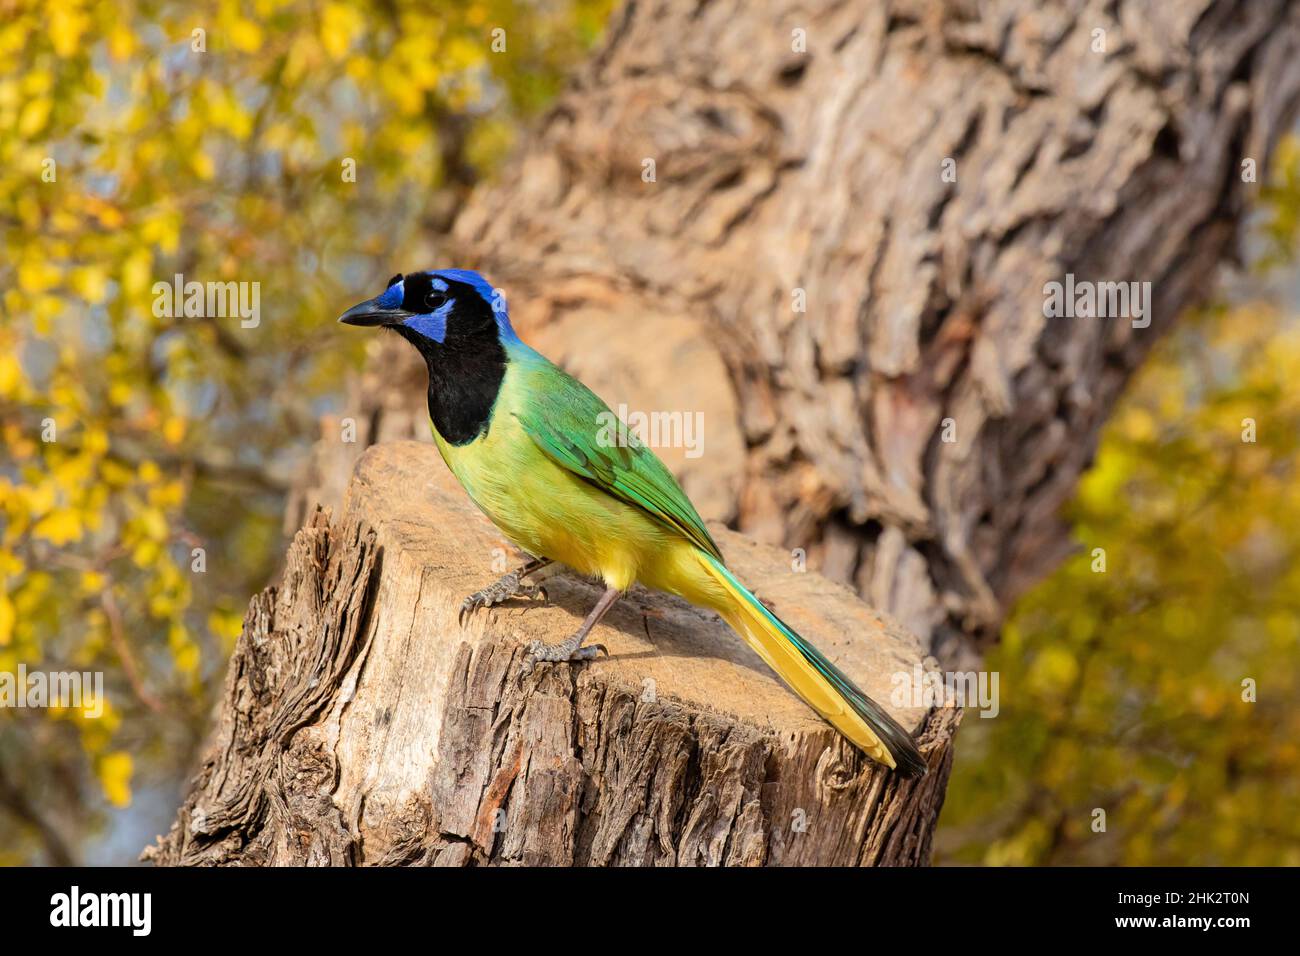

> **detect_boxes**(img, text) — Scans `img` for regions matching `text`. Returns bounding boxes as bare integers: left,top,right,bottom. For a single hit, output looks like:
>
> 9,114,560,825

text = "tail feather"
700,554,927,777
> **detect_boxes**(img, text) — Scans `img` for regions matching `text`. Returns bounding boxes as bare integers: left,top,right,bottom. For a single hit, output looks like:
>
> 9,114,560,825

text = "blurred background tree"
937,141,1300,865
0,0,611,865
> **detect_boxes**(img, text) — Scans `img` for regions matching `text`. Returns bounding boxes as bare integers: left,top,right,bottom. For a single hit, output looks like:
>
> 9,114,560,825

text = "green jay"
339,269,925,775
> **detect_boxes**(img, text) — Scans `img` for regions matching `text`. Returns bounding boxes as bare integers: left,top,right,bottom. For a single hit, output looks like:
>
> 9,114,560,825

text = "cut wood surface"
149,441,959,866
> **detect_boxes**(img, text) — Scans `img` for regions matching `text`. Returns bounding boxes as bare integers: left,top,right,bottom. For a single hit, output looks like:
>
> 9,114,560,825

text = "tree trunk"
199,0,1300,865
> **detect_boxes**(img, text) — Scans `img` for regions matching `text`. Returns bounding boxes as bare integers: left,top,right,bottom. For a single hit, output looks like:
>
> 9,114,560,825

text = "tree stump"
148,441,959,866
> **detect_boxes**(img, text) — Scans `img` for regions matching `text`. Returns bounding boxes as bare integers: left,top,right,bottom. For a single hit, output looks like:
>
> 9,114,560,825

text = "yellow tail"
698,553,926,776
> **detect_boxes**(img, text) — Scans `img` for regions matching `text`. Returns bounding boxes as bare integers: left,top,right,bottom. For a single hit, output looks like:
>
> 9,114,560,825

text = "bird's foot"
459,570,548,626
518,633,608,677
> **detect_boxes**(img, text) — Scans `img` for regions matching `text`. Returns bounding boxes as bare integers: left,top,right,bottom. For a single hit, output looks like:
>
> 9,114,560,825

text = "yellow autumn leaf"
21,481,55,515
32,508,83,545
320,2,361,59
72,265,109,304
17,97,51,137
17,258,58,294
173,641,200,676
52,456,91,491
0,551,24,577
162,416,186,445
120,248,153,298
131,539,160,568
148,592,175,619
0,595,14,646
100,460,134,485
0,354,22,397
48,7,88,57
138,506,168,541
208,608,245,648
190,149,215,180
86,198,125,229
107,22,135,59
98,751,133,808
1028,645,1079,695
148,479,184,508
21,68,52,96
228,18,264,53
82,427,109,456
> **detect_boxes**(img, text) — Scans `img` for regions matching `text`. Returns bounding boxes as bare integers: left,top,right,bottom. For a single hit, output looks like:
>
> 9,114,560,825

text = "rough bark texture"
288,0,1300,671
149,442,959,866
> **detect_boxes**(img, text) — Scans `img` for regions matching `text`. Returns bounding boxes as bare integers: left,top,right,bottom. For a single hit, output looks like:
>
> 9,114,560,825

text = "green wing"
511,360,724,563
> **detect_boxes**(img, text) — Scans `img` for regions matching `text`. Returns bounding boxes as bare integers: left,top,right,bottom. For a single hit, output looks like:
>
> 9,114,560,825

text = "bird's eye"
424,291,448,310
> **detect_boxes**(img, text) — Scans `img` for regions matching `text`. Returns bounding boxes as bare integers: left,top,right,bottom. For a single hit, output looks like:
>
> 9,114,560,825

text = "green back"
509,352,724,563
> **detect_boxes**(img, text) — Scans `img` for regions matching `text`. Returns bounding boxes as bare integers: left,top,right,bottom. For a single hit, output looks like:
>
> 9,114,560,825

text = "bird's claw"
459,572,548,626
518,638,608,678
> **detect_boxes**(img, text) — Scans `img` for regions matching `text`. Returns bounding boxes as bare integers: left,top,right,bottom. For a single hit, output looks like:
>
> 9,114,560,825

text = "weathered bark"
149,442,959,866
289,0,1300,672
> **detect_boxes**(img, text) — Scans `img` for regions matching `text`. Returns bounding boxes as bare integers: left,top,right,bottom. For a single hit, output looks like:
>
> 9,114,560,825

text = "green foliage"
0,0,611,864
938,292,1300,865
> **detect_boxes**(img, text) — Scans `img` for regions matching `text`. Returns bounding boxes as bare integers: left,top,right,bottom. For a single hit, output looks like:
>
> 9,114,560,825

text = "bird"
339,269,926,776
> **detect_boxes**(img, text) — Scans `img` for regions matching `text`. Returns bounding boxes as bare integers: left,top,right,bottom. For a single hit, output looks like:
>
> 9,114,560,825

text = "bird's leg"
459,557,553,625
520,586,620,676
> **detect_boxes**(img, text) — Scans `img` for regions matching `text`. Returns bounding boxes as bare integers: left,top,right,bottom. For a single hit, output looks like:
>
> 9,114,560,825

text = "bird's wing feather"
510,360,725,563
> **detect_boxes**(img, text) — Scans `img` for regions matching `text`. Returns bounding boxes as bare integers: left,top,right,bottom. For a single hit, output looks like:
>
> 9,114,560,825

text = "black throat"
391,320,506,446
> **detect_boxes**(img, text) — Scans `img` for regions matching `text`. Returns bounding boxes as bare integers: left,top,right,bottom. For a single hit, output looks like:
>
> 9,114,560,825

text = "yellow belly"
433,411,685,594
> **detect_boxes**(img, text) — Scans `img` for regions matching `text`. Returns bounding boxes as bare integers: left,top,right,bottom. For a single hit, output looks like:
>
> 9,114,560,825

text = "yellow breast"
430,371,673,592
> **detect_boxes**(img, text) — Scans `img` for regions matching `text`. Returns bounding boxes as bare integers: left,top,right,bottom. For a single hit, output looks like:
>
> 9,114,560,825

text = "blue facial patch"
375,280,404,310
402,299,452,343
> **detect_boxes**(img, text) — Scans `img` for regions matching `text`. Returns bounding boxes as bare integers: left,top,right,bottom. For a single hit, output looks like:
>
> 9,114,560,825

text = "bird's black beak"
338,296,408,327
